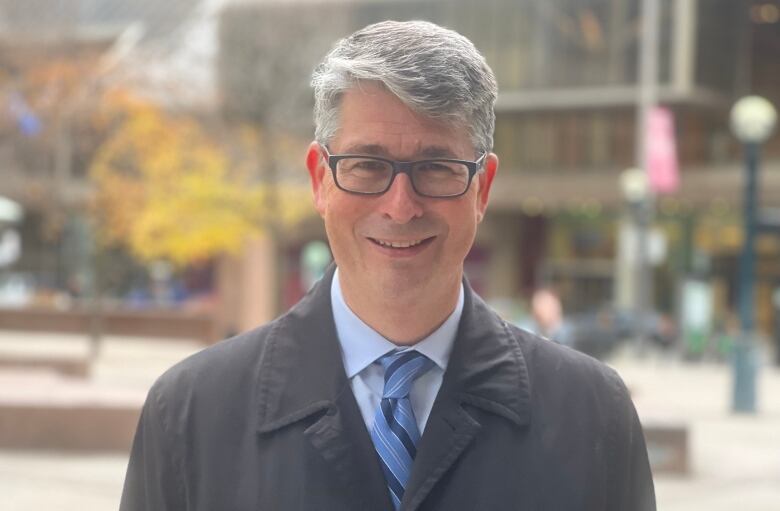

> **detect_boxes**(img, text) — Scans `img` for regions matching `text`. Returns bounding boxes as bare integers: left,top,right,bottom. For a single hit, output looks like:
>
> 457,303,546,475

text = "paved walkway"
1,332,779,510
0,332,202,509
611,350,780,511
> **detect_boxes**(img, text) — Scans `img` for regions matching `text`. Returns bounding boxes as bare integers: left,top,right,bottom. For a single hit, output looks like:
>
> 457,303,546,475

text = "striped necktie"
370,349,435,510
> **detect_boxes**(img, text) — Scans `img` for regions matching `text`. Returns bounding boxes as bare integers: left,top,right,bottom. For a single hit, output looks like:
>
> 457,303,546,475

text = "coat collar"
400,278,532,511
254,265,531,433
438,278,532,427
254,264,348,434
253,265,532,510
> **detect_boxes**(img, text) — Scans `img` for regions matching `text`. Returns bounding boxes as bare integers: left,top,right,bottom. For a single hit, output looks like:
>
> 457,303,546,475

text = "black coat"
120,268,655,510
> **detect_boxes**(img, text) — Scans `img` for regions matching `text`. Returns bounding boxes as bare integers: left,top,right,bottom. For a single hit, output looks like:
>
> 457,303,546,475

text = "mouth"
367,236,435,250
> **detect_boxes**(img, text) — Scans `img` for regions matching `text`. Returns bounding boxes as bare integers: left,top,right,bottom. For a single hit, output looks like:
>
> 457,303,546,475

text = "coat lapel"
254,266,392,511
302,385,393,511
402,282,533,511
252,267,533,511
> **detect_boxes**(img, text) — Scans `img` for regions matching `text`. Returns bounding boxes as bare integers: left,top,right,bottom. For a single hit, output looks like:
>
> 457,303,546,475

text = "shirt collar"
331,268,463,378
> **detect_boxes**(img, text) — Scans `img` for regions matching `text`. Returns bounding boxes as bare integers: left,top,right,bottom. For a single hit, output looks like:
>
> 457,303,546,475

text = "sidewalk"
0,332,202,509
610,350,780,511
1,332,779,510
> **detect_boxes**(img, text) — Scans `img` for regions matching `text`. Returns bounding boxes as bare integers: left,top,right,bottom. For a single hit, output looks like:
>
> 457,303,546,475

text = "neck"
338,271,462,345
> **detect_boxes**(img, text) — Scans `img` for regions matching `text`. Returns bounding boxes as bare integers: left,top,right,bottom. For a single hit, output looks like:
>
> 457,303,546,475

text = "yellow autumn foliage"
90,94,312,266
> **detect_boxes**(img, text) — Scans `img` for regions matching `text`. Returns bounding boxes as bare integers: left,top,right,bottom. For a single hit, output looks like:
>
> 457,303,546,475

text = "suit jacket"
120,267,655,510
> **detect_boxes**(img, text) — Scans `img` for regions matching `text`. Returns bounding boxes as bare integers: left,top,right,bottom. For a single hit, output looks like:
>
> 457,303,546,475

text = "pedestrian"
530,287,574,346
120,20,655,510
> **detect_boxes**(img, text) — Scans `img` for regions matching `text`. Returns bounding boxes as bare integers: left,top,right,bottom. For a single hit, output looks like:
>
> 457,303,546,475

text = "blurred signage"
681,279,713,334
647,107,679,194
617,225,667,266
648,228,667,266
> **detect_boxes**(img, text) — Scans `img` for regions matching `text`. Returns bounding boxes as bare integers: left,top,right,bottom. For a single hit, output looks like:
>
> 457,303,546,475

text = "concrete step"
0,356,89,378
0,332,91,378
0,333,202,452
0,370,143,452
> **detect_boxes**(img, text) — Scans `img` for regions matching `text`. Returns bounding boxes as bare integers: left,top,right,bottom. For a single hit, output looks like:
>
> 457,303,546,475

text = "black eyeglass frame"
321,145,487,198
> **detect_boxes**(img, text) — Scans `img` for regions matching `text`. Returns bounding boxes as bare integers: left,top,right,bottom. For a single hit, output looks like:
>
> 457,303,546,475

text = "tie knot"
379,350,434,399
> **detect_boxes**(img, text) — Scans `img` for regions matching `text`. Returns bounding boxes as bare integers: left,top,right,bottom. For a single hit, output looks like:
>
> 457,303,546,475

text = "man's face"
306,82,497,300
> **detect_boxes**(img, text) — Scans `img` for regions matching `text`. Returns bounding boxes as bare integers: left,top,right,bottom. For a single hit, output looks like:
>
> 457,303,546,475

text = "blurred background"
0,0,779,509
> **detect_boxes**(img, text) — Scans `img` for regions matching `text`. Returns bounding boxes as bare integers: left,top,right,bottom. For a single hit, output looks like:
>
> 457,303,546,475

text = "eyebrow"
340,144,459,160
341,144,390,156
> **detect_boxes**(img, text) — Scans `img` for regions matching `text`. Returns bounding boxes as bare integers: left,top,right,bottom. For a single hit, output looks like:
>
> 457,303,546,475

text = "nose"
377,173,424,224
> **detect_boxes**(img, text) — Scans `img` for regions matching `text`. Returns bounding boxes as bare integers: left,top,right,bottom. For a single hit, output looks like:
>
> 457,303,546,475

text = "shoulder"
156,322,274,392
507,322,630,406
151,269,336,395
143,315,290,426
505,322,644,460
464,290,629,405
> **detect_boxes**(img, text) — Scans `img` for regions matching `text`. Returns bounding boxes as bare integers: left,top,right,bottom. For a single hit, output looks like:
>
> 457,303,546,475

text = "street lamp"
619,167,653,350
0,196,23,225
729,95,777,413
621,167,650,204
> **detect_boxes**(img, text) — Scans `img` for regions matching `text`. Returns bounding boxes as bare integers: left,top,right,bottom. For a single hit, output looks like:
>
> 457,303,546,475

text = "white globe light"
0,196,23,223
730,96,777,144
621,167,649,203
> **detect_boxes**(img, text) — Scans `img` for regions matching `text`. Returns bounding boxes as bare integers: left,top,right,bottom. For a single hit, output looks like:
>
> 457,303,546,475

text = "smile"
368,237,432,249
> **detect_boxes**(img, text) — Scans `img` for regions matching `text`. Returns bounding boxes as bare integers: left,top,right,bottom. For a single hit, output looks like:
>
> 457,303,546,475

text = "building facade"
219,0,780,341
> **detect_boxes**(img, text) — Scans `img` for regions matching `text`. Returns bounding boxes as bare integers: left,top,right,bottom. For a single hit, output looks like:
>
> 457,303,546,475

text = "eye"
414,162,470,178
340,158,390,173
351,159,388,171
415,161,457,173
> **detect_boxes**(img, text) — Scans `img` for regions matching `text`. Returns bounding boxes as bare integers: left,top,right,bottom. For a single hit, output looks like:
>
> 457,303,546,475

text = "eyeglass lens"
335,157,470,196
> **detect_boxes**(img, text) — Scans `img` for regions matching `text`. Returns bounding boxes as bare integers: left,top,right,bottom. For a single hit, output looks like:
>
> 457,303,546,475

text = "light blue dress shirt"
331,269,463,434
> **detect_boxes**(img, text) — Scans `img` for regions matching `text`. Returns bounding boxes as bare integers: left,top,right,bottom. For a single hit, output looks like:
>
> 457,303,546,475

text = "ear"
475,152,498,223
305,141,328,216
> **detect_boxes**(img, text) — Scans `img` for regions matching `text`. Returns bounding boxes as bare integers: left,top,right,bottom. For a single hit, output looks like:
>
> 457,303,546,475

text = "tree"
89,91,312,267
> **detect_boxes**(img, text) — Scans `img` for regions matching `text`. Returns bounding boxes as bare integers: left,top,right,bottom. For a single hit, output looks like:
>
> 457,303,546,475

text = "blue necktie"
371,350,435,510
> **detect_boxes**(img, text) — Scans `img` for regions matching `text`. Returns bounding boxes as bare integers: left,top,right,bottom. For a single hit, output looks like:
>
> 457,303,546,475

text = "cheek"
322,214,354,268
321,193,363,244
316,179,338,217
441,206,479,251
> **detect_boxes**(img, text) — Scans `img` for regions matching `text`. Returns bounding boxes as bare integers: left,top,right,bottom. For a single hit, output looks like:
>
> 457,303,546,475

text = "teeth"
374,238,424,248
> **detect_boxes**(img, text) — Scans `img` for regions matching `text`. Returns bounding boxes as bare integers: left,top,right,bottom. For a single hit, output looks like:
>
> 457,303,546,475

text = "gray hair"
311,20,498,155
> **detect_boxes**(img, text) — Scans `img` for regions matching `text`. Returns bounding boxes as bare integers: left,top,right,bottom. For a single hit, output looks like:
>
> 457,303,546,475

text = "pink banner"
647,107,680,194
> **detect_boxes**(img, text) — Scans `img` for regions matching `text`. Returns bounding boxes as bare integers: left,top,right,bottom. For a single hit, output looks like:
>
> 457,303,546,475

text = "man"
120,20,655,510
529,287,574,347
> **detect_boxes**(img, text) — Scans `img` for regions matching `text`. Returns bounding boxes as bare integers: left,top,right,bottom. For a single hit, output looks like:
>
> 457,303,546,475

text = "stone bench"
643,422,689,475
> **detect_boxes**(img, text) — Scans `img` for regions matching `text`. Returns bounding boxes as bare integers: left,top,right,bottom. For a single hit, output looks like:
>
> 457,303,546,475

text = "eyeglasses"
321,146,486,198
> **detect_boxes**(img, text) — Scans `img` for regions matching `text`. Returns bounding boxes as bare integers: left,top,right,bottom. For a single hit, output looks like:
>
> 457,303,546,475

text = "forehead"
332,83,472,158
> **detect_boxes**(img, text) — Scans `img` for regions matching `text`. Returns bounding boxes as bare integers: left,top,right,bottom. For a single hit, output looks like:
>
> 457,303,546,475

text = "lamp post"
619,167,653,349
729,95,777,413
630,0,659,351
